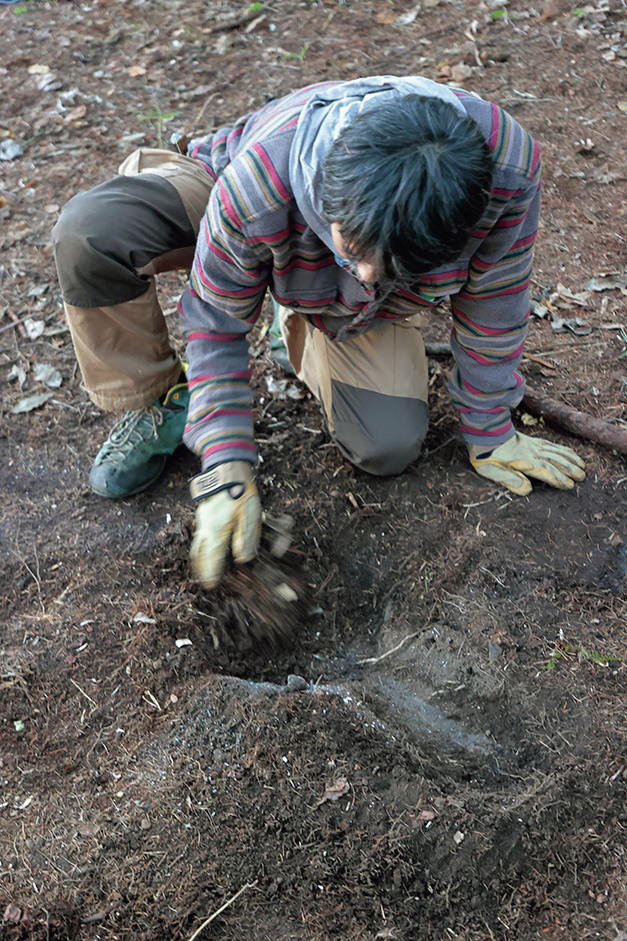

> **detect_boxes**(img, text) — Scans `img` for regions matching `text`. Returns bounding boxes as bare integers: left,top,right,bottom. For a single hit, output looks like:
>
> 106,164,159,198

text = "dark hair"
321,94,493,283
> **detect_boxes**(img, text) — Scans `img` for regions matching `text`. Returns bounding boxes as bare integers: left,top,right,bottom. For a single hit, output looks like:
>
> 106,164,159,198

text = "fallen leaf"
11,392,54,414
587,273,627,292
540,0,558,19
34,363,63,388
27,285,49,298
618,101,627,111
321,779,350,802
418,808,436,821
375,10,398,24
575,138,595,155
0,139,24,161
396,4,421,24
451,62,473,83
45,204,60,214
128,65,148,77
266,376,289,395
133,613,156,624
596,167,624,184
551,316,591,335
27,63,51,74
35,72,61,92
23,318,45,340
65,105,87,122
7,365,27,389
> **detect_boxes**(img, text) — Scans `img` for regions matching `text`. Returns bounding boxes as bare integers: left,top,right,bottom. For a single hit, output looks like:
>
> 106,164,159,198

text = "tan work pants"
279,306,430,475
56,149,214,411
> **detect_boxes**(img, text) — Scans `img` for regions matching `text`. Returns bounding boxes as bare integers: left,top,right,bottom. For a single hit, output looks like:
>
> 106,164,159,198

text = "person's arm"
179,168,274,586
448,151,541,450
180,176,271,470
449,143,585,494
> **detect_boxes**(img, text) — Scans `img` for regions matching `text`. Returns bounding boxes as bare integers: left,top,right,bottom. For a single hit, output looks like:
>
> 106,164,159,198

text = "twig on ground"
358,608,436,665
357,630,424,665
0,311,32,336
69,677,98,710
187,881,258,941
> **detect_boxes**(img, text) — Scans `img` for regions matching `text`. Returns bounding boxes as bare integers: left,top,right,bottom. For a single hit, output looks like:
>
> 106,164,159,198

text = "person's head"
322,94,494,285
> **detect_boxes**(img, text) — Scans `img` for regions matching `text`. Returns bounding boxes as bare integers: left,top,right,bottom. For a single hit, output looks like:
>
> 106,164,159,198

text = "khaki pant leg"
63,149,214,410
64,280,184,411
118,147,211,238
279,308,430,475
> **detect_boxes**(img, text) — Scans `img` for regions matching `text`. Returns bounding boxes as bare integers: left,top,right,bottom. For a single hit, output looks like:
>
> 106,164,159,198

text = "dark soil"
2,0,627,939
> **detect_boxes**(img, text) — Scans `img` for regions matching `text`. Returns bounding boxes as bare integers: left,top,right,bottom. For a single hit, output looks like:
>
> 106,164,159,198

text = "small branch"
69,677,98,710
187,881,258,941
0,311,32,336
206,7,264,32
522,386,627,455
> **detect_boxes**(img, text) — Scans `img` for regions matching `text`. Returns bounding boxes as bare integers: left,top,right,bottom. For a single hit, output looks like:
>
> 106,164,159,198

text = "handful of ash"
194,515,310,651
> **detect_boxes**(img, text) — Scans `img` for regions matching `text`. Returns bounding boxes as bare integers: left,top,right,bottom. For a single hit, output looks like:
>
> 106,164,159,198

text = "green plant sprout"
542,643,627,671
134,105,180,149
284,45,309,61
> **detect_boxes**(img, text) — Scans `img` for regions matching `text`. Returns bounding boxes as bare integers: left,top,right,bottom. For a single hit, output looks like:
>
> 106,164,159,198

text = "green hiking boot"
89,381,189,499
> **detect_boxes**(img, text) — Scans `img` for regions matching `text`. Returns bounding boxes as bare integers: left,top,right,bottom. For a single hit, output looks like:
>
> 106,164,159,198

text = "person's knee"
52,191,98,267
52,189,127,292
52,183,150,307
330,386,429,476
343,425,427,476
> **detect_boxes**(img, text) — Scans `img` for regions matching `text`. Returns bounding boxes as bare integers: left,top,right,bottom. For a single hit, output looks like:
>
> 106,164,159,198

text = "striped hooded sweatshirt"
179,76,541,471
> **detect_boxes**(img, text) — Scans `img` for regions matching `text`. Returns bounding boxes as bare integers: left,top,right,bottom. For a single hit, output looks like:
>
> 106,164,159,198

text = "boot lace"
99,406,165,463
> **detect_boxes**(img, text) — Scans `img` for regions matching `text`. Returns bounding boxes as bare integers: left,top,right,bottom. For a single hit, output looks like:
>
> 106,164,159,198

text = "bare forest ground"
2,0,627,939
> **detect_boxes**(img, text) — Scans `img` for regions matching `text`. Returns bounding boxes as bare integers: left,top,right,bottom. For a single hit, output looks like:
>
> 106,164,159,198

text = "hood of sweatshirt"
288,75,467,256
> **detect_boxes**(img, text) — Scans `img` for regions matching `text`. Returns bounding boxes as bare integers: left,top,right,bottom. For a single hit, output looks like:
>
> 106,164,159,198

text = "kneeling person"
52,75,585,588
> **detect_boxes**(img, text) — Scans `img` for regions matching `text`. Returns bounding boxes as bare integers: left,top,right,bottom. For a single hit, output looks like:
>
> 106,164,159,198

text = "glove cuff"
189,461,253,502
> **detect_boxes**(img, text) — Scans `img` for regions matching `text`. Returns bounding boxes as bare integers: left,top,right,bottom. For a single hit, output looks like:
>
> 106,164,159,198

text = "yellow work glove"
468,432,586,497
189,462,261,588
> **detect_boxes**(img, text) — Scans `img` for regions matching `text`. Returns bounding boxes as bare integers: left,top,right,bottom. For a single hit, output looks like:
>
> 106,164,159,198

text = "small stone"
4,904,22,924
140,817,151,830
287,674,308,691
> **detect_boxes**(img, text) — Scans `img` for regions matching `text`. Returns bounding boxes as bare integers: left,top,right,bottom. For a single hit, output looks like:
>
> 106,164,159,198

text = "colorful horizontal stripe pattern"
180,82,542,467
